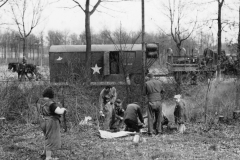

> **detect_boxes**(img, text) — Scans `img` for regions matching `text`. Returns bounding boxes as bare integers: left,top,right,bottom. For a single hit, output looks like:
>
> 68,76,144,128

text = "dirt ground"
1,65,240,160
1,121,240,160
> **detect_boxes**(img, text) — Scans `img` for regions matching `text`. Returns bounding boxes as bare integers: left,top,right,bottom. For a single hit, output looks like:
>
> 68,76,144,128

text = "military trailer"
49,44,159,85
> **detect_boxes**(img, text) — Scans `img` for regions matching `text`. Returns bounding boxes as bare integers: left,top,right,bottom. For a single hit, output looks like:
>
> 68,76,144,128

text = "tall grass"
0,63,238,130
185,78,238,124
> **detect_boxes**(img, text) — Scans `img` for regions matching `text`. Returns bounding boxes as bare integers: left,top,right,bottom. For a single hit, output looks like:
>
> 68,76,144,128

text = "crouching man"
110,99,125,132
124,102,145,132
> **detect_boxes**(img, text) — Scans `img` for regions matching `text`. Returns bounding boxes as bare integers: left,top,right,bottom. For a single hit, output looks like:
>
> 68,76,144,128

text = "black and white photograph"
0,0,240,159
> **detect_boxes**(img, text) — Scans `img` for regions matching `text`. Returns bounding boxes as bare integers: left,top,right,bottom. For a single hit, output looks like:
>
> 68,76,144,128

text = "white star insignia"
56,56,63,61
91,64,102,74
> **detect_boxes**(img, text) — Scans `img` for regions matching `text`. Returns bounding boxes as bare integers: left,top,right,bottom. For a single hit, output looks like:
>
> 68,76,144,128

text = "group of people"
99,72,165,136
36,72,185,160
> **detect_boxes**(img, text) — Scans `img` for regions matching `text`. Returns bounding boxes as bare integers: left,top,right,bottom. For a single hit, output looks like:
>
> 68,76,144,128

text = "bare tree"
162,0,197,55
0,0,9,26
238,7,240,60
70,0,102,79
46,30,64,46
216,0,225,77
236,6,240,110
9,0,45,57
101,28,142,103
0,0,8,8
62,30,70,45
69,33,81,45
196,0,239,77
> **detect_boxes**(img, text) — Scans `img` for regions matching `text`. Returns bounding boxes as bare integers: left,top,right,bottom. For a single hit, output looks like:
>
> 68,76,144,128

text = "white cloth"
178,124,186,133
79,116,92,125
174,94,181,99
99,130,136,139
174,94,181,102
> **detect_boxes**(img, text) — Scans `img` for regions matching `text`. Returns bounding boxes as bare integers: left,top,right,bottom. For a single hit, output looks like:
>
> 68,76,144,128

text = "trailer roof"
49,44,144,53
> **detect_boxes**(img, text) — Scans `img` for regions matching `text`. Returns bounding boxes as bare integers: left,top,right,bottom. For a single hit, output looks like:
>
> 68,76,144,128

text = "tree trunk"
217,0,224,78
85,0,91,81
23,38,27,58
41,34,44,66
236,6,240,110
177,43,181,56
37,44,40,65
205,79,211,123
4,43,6,63
141,0,145,108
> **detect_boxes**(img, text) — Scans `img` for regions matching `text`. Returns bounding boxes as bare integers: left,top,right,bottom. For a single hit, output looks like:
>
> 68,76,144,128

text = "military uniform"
124,103,144,132
145,74,164,135
99,87,117,130
110,100,125,131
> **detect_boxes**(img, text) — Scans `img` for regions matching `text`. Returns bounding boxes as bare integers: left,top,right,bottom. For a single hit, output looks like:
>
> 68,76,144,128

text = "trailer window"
110,51,119,74
109,51,136,74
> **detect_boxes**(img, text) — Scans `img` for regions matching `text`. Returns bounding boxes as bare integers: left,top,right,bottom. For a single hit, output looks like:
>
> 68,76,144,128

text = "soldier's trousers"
102,102,114,130
147,101,162,134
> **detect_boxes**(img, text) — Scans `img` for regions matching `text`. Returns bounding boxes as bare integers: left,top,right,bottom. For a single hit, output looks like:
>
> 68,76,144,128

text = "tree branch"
90,0,101,15
72,0,85,12
0,0,8,8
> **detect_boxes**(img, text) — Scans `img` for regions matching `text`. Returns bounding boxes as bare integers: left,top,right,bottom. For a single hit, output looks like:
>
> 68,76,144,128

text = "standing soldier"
99,85,117,130
145,73,165,136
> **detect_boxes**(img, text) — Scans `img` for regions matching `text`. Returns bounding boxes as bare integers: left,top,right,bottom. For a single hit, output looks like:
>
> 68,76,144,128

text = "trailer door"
104,51,110,75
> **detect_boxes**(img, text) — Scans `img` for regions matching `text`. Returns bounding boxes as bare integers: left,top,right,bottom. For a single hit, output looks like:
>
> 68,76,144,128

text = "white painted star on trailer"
91,64,102,74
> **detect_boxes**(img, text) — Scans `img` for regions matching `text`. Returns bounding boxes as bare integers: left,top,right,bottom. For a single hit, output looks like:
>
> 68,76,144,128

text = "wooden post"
204,79,211,123
234,6,240,117
141,0,145,108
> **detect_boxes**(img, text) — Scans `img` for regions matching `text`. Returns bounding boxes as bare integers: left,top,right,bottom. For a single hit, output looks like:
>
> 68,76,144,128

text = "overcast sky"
1,0,239,43
40,0,167,34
